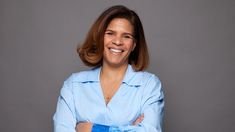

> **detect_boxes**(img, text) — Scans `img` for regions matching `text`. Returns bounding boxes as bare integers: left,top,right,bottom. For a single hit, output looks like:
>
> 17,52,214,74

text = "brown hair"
78,5,149,71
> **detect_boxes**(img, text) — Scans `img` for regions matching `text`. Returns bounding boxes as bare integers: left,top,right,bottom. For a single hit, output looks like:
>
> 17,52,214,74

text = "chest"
73,82,142,125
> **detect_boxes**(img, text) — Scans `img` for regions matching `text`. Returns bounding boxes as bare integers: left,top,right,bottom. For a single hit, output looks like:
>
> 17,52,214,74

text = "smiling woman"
53,5,164,132
78,5,149,71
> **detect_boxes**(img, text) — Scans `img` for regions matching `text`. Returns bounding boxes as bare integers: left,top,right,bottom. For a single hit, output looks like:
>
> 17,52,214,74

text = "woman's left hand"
75,122,93,132
132,114,144,125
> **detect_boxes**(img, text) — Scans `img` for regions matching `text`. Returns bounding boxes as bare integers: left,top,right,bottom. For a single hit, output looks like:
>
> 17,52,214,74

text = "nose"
111,36,123,46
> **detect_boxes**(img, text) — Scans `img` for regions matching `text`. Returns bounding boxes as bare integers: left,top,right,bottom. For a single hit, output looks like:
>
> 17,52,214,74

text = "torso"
68,65,156,126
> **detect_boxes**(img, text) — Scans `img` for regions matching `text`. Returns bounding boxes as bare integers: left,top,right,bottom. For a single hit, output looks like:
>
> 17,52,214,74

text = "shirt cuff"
92,124,110,132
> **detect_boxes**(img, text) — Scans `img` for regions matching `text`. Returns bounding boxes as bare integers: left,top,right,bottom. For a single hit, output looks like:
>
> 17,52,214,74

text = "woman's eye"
106,32,113,35
123,35,132,39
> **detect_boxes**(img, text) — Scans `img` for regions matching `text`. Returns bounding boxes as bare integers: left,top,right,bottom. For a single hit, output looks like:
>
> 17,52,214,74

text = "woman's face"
103,18,136,67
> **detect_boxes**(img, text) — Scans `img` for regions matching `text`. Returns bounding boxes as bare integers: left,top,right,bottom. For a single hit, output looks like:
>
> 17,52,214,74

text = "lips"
109,48,124,53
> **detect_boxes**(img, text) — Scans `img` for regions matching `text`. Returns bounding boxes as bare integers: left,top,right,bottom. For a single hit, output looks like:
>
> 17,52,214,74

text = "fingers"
132,114,144,125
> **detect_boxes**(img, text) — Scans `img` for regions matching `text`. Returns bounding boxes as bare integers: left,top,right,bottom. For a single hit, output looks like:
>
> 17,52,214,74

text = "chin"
106,60,128,67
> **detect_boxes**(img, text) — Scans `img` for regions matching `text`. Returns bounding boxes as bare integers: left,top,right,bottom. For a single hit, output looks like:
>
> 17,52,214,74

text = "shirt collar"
122,64,143,86
78,64,143,86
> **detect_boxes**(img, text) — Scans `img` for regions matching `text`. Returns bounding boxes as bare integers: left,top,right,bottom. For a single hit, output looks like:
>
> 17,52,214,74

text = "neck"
101,63,128,81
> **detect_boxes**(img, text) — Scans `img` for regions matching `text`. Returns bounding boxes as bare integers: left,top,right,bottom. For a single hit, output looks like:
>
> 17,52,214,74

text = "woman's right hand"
75,122,92,132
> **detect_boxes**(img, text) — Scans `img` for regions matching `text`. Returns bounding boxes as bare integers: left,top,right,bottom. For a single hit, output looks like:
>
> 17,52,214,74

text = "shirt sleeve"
91,75,164,132
53,79,77,132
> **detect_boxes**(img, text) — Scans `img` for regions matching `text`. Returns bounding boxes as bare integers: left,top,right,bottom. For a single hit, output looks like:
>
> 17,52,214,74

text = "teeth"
110,48,122,53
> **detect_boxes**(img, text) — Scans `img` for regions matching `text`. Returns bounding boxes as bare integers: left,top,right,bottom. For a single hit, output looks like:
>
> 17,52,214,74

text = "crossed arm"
75,114,144,132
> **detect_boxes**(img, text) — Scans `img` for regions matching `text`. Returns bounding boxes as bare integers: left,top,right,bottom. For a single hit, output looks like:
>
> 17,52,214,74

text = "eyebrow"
105,29,134,36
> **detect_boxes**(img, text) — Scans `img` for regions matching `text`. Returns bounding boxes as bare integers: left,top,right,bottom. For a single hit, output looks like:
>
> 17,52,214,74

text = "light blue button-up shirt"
53,65,164,132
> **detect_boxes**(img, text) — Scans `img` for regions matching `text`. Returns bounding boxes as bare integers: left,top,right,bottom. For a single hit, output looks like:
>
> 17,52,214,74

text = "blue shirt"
53,65,164,132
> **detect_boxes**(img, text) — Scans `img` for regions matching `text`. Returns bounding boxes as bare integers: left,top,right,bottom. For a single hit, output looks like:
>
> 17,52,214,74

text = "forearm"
76,114,145,132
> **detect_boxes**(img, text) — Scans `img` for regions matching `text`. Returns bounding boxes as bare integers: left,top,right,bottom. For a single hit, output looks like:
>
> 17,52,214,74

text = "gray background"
1,0,234,132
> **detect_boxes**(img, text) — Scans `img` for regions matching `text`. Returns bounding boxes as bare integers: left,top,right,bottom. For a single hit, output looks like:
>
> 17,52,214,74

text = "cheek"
103,39,112,48
103,38,108,46
126,43,135,51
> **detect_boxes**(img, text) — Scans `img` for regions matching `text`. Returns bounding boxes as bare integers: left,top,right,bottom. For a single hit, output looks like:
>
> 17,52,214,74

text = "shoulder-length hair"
78,5,149,71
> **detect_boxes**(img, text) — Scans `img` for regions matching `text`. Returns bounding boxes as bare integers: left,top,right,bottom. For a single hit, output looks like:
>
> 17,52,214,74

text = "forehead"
106,18,133,33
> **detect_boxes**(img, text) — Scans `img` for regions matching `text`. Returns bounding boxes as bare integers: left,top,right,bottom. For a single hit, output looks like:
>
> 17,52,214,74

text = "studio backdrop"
1,0,235,132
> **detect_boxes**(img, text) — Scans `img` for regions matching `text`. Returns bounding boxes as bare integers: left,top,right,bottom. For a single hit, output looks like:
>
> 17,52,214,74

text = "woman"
53,5,164,132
